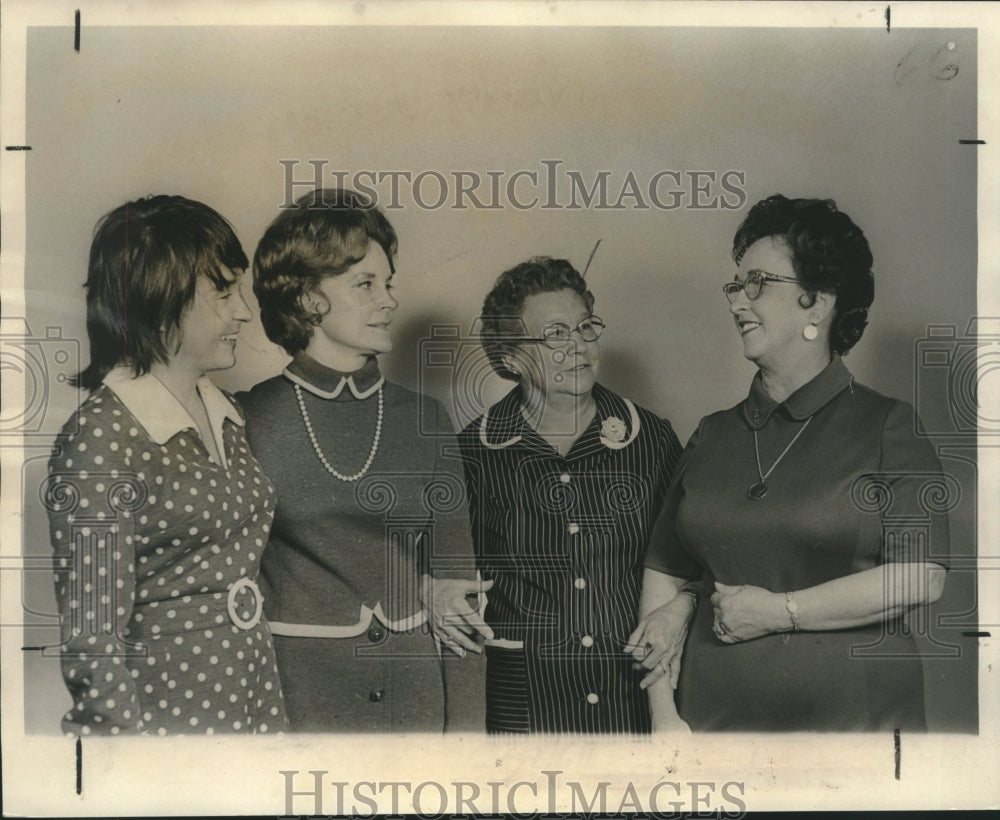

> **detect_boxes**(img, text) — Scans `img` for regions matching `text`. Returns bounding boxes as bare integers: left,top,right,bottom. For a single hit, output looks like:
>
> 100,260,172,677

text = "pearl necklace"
294,383,383,482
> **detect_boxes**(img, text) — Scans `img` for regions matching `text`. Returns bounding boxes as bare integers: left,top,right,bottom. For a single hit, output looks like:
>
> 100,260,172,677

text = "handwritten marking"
893,729,901,780
885,5,891,33
958,140,986,146
5,146,32,151
74,10,81,52
961,630,991,637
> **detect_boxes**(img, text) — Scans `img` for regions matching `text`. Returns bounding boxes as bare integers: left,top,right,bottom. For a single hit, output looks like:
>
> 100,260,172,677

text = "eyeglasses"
723,270,800,303
523,315,606,349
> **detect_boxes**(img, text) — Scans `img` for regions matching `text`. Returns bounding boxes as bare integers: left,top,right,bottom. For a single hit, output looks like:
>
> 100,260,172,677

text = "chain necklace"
294,383,383,482
747,417,812,500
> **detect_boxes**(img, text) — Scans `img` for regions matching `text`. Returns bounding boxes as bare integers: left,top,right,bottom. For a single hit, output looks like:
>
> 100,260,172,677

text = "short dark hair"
480,256,595,381
732,194,875,355
252,188,398,356
73,195,248,390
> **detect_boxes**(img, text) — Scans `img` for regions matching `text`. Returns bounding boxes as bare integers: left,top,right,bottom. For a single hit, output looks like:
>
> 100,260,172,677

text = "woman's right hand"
626,592,697,690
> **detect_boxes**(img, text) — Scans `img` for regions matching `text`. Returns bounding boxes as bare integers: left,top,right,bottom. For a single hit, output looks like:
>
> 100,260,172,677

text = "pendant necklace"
295,383,383,482
747,417,812,500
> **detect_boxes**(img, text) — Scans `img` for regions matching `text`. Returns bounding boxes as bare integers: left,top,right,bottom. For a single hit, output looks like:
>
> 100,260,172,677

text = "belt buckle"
226,577,263,631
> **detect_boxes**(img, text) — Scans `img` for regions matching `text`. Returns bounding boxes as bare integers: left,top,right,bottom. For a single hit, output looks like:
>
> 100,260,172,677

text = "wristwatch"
785,591,800,632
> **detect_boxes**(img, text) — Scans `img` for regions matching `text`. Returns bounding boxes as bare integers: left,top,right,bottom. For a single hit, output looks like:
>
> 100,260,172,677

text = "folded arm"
711,561,947,643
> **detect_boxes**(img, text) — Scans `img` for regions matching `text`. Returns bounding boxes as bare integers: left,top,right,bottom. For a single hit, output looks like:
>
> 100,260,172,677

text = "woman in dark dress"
459,257,685,733
45,195,287,735
631,195,950,732
241,188,488,732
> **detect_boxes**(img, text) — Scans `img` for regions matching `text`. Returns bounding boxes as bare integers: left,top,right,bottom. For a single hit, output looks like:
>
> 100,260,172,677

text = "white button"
559,473,571,484
568,523,580,535
581,635,594,648
586,693,599,705
574,577,586,590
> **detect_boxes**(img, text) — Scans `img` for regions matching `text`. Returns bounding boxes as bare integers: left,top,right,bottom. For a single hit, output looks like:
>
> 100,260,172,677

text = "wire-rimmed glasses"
524,315,606,348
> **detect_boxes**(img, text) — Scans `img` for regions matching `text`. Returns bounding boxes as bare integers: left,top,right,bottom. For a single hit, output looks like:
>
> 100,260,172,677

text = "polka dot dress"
45,385,288,736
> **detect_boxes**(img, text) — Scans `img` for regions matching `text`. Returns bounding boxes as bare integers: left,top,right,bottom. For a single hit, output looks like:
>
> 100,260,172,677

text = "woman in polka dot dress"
44,195,288,736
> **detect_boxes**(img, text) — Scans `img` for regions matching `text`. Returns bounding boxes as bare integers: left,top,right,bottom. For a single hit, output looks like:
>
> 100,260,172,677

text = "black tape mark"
5,146,32,151
885,5,891,33
958,140,986,145
961,630,991,637
74,10,81,52
75,737,82,794
893,728,901,780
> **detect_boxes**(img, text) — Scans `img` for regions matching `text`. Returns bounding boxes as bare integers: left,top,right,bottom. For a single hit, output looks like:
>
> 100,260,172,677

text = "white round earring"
803,323,818,341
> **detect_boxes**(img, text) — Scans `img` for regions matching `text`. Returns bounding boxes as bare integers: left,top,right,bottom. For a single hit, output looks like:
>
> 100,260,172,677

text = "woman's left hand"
420,576,495,655
710,582,786,643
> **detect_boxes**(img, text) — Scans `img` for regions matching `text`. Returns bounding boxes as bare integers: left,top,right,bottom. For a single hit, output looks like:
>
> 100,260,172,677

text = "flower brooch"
600,416,627,444
598,401,642,450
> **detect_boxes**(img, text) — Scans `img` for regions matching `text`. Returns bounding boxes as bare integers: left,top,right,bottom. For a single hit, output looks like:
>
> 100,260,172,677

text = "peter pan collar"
479,383,641,456
102,367,243,467
742,356,854,429
284,353,384,400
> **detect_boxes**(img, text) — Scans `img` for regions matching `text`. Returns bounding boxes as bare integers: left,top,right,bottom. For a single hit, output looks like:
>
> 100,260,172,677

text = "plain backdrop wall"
18,24,978,732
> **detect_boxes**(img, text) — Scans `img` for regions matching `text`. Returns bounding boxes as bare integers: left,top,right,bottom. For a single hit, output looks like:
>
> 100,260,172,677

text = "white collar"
103,367,243,468
478,392,641,452
283,367,384,400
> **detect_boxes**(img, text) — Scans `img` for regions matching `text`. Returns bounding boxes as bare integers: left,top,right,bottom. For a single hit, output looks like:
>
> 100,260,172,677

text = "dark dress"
240,354,482,732
459,383,682,733
45,370,287,735
645,358,951,732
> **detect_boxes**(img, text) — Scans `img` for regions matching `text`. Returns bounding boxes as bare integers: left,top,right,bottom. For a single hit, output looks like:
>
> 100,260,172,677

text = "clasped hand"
710,581,786,643
420,575,495,656
626,593,696,690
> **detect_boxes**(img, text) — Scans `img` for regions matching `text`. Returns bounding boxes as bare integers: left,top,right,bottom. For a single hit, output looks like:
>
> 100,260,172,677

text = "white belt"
268,602,427,638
